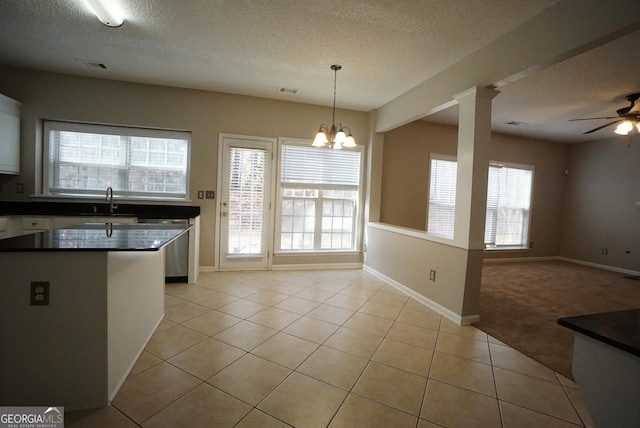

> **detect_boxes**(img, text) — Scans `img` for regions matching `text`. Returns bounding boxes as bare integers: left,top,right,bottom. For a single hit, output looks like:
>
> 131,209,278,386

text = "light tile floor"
66,269,595,427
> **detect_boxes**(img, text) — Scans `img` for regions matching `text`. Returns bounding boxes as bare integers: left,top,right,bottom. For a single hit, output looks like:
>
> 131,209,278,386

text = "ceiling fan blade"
569,116,619,121
629,103,640,114
583,120,621,134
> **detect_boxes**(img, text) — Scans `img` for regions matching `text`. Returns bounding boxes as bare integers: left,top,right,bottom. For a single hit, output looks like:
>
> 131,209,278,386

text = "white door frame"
215,133,277,270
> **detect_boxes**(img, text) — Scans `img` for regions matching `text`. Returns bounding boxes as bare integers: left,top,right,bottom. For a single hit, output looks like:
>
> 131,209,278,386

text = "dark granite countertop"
558,309,640,358
0,200,200,219
0,223,190,252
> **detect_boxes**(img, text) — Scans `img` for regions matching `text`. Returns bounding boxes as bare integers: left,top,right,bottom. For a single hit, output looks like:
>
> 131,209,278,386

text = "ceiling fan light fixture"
614,120,634,135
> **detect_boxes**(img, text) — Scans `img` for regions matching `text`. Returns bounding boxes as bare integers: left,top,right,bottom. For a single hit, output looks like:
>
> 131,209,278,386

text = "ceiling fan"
570,93,640,135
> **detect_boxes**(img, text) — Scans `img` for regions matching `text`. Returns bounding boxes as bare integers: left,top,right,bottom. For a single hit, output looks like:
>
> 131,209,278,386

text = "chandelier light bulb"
343,134,356,148
313,129,328,147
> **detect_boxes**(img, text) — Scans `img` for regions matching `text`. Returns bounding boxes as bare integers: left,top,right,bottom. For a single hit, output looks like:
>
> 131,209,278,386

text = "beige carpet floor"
474,260,640,379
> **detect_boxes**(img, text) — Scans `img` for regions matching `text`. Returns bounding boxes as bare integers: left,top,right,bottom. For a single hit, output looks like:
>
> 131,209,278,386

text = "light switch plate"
205,190,215,199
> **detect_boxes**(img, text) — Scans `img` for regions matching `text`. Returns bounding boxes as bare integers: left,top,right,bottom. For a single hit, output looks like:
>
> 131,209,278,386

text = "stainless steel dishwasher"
137,218,189,282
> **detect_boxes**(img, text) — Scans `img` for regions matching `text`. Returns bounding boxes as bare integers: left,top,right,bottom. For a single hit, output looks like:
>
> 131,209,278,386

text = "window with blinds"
427,156,457,239
278,142,362,251
44,121,190,200
227,147,265,254
485,165,533,247
427,155,533,249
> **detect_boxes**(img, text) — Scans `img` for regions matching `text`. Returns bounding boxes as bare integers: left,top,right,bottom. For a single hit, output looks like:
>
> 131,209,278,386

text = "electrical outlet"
205,190,215,199
197,190,204,199
429,269,436,282
16,183,24,193
602,248,608,255
30,281,50,305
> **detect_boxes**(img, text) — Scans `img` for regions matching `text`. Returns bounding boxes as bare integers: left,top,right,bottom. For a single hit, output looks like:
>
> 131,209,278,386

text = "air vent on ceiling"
506,120,528,126
76,59,108,69
278,86,299,94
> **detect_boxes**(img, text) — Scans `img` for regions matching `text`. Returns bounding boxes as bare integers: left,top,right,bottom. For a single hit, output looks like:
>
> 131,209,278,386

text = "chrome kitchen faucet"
106,186,118,214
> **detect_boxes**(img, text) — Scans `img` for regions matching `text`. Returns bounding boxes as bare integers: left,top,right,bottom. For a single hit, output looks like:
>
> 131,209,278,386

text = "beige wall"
560,138,640,271
365,223,482,323
0,66,370,268
380,120,570,259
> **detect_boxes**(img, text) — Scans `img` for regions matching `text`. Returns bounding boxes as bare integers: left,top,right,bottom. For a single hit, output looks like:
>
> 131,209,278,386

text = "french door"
217,135,275,270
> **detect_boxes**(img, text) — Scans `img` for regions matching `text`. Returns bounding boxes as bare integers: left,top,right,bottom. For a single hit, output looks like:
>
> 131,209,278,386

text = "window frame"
484,160,534,250
426,154,534,250
43,120,191,202
275,138,364,254
426,153,458,239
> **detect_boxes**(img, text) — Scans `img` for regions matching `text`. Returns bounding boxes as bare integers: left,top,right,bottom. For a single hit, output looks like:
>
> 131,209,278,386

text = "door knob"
222,211,228,217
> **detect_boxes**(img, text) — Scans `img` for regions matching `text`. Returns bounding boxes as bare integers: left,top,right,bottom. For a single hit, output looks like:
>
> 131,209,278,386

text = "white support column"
453,86,499,248
453,86,499,319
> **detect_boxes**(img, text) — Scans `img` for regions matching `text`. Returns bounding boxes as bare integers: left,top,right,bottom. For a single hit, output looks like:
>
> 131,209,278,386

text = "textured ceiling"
0,0,639,143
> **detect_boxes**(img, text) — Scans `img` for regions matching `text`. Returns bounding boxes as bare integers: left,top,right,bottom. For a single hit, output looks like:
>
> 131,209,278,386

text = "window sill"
274,250,361,257
484,246,529,252
31,194,192,205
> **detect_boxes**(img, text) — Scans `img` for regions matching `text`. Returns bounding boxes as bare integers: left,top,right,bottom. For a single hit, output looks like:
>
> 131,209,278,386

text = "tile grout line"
486,329,506,428
114,271,589,427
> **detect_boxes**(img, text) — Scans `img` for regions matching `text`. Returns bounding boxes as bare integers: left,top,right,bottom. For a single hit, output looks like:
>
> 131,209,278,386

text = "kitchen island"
0,223,190,410
558,309,640,428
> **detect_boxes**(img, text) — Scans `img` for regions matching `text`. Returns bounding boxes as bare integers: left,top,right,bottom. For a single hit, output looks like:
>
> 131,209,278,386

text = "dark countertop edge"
558,309,640,358
0,223,190,252
1,247,161,252
0,200,200,219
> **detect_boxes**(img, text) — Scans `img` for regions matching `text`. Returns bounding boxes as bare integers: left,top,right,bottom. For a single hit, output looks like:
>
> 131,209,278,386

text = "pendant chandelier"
312,64,356,149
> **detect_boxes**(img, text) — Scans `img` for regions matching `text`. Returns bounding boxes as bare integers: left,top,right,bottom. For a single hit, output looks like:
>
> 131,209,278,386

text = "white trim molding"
364,265,479,326
484,256,640,277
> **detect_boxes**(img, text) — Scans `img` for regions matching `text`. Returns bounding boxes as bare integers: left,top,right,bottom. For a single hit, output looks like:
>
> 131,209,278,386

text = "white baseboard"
483,256,640,276
198,263,363,272
271,263,363,271
556,257,640,276
363,265,478,326
483,256,557,263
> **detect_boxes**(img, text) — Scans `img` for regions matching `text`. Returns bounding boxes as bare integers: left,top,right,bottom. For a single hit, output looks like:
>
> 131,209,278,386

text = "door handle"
222,211,228,217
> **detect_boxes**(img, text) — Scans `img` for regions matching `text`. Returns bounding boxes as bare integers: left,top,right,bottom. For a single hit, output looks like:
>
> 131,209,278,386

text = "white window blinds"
278,141,362,252
427,156,457,239
485,165,533,247
427,156,533,249
45,121,190,200
281,145,361,186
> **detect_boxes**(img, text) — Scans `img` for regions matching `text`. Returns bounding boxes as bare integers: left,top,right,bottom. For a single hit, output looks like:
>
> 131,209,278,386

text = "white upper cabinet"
0,93,21,174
